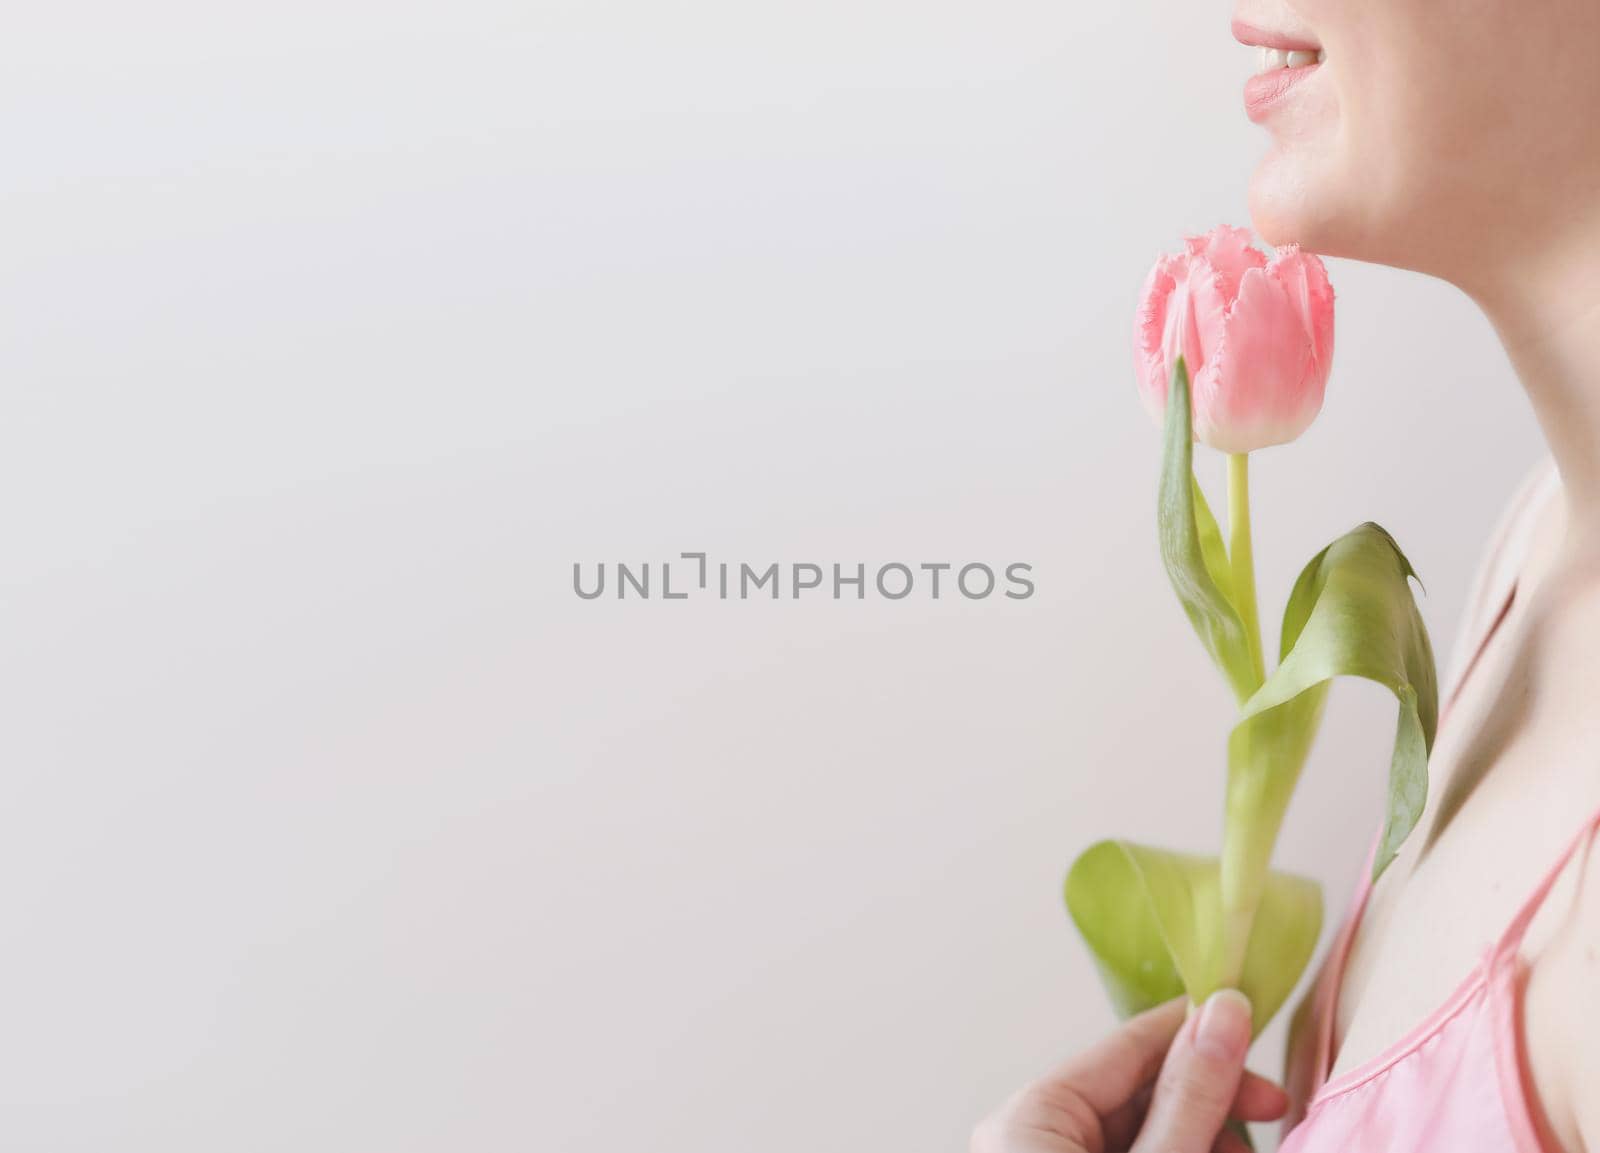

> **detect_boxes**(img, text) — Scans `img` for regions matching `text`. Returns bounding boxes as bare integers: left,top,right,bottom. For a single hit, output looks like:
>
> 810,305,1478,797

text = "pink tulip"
1134,226,1335,454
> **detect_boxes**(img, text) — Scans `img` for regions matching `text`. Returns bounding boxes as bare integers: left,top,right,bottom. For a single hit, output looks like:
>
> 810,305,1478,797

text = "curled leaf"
1065,840,1322,1034
1220,523,1439,979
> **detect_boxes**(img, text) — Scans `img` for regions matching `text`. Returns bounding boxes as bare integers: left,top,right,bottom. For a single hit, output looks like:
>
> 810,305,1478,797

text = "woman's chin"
1248,152,1342,252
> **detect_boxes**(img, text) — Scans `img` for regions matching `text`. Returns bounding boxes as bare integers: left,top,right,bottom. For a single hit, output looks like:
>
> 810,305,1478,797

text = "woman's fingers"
1211,1126,1254,1153
1036,994,1288,1126
977,990,1292,1153
1233,1070,1290,1122
1037,997,1188,1117
1130,990,1254,1153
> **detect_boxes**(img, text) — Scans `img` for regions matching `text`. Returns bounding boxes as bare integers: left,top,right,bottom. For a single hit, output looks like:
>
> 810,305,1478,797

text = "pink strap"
1493,807,1600,959
1311,837,1380,1086
1437,586,1515,731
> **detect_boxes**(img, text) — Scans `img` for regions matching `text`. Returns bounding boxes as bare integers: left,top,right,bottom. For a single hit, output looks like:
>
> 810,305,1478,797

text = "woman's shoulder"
1472,455,1558,599
1441,455,1560,694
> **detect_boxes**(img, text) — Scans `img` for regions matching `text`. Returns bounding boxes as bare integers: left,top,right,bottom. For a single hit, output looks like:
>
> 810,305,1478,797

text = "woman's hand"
971,991,1288,1153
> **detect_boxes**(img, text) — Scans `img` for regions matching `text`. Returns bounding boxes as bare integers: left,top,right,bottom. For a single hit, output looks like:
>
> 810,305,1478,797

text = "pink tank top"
1279,460,1577,1153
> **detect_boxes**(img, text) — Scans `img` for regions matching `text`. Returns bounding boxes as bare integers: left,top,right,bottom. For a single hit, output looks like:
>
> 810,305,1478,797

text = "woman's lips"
1244,63,1320,122
1231,19,1319,53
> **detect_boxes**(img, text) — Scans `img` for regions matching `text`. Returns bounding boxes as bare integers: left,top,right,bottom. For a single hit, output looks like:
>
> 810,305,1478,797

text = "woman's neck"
1470,250,1600,549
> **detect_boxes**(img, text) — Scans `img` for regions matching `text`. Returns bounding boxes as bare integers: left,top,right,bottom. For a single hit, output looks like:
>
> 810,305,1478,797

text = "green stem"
1227,453,1266,692
1220,452,1268,988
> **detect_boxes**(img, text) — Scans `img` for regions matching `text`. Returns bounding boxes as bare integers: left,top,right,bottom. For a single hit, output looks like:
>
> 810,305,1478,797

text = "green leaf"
1220,523,1438,974
1158,359,1255,703
1065,840,1323,1035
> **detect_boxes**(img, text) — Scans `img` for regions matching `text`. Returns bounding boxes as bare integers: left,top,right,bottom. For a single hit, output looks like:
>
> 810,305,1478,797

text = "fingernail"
1195,989,1252,1060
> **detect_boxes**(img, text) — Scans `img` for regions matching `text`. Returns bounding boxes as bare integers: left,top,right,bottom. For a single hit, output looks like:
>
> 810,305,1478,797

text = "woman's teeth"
1257,47,1324,72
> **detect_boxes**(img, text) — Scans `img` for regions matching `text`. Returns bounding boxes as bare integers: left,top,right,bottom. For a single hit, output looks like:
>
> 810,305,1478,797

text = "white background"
0,2,1544,1150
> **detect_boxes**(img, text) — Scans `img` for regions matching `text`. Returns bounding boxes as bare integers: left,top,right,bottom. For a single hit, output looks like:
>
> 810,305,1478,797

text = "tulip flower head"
1134,226,1334,453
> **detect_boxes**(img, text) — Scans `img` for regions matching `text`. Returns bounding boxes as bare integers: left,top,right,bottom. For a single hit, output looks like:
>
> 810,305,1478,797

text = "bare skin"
1231,0,1600,1144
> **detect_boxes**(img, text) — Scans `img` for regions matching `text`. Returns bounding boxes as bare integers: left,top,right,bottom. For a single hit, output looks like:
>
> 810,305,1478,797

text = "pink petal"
1183,256,1234,370
1133,253,1185,423
1267,245,1336,377
1192,265,1324,452
1184,225,1268,302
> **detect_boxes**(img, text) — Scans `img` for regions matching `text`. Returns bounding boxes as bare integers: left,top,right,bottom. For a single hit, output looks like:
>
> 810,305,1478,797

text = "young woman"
975,2,1600,1149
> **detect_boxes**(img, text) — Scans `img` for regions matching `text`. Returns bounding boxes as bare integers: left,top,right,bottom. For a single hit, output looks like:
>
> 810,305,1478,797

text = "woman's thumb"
1131,989,1254,1153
